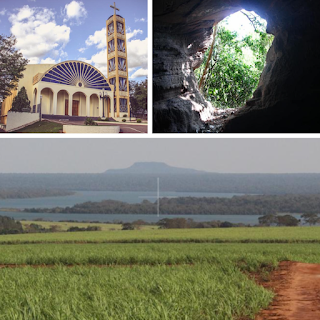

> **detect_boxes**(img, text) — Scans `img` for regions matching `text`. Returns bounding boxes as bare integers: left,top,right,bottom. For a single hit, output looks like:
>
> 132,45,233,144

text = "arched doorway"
57,90,70,115
90,94,99,118
40,88,54,114
72,92,87,116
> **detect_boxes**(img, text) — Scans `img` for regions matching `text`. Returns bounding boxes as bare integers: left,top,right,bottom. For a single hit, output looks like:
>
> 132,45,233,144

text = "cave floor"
201,108,237,133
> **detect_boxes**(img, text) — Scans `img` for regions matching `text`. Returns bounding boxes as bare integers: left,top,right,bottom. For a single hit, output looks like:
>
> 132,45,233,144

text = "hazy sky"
0,138,319,174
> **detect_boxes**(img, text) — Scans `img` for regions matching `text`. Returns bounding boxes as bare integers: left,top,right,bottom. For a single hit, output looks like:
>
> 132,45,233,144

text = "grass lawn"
14,121,63,133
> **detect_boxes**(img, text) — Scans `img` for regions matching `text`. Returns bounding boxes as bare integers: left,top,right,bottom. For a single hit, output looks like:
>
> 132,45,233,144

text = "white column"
68,93,72,116
36,89,41,106
86,95,90,117
35,88,41,114
110,93,115,118
99,97,103,118
52,91,57,115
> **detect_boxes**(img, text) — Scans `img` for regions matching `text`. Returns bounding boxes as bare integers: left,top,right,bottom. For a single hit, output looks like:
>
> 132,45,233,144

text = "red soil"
256,261,320,320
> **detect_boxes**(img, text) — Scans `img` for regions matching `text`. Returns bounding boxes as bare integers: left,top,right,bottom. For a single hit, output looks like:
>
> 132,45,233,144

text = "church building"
0,2,130,125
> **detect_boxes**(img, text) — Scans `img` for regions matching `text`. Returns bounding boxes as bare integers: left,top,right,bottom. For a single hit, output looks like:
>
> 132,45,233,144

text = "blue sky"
0,0,147,80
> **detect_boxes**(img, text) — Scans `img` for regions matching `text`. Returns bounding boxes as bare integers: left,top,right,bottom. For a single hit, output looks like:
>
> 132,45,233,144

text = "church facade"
0,3,130,125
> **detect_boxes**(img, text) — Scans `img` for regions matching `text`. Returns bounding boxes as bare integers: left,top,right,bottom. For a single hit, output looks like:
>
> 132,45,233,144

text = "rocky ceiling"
153,0,320,133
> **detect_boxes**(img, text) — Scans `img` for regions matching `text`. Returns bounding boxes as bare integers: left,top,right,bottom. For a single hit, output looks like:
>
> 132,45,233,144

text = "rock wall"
153,0,320,133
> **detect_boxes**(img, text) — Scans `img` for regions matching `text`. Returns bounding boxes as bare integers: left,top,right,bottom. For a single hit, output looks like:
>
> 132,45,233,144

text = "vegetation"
0,216,23,234
259,214,300,227
24,194,320,216
0,263,271,320
67,226,101,232
2,226,320,245
129,79,147,117
10,86,31,112
84,117,97,126
195,11,274,108
1,231,320,319
122,118,126,122
20,220,157,232
0,188,74,199
14,121,63,133
0,34,28,104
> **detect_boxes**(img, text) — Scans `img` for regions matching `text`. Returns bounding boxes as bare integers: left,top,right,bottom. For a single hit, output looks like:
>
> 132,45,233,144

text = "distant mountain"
104,162,207,175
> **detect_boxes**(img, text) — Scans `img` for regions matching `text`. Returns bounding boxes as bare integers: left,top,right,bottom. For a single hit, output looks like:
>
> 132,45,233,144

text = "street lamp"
99,88,106,119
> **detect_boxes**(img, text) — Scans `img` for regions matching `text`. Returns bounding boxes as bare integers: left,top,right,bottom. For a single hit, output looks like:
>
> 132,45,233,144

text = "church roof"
34,60,111,91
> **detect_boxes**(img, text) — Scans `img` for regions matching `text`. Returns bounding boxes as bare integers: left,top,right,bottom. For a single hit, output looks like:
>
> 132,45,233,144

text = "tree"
301,213,320,226
11,86,31,112
0,34,28,106
129,80,147,116
258,214,278,226
277,215,300,227
122,222,135,230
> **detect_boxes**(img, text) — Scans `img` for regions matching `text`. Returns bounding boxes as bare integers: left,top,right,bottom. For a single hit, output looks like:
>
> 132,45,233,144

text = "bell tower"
106,2,130,118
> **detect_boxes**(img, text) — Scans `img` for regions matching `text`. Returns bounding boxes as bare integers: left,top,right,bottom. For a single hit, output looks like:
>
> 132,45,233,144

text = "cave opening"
194,10,274,131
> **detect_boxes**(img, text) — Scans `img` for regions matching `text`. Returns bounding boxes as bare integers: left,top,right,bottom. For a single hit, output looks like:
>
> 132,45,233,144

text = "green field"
20,220,158,232
0,227,319,319
2,226,320,244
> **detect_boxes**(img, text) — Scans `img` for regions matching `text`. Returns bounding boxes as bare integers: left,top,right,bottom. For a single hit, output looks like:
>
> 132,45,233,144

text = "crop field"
1,226,320,244
20,220,158,232
1,227,320,319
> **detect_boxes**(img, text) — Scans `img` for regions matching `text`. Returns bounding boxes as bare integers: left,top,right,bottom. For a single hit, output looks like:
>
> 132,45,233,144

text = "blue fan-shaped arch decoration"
118,58,126,72
40,61,111,91
108,22,114,36
119,77,127,92
117,39,125,53
117,22,124,35
109,58,116,72
108,40,115,53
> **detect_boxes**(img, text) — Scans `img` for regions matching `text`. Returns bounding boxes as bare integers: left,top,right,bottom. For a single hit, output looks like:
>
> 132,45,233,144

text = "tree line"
0,188,74,199
24,194,320,215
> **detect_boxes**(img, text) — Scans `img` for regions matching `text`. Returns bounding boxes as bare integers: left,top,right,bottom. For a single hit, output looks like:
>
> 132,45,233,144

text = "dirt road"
256,261,320,320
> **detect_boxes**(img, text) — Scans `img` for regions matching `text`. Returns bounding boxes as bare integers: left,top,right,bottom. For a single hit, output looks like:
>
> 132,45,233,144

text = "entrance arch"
40,88,54,114
57,90,70,115
90,94,99,118
72,92,87,116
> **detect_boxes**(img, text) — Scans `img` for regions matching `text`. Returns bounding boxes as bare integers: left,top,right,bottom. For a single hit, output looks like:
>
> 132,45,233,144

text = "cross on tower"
110,2,119,16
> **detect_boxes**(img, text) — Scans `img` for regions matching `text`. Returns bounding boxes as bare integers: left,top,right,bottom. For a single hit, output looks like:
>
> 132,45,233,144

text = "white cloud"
0,9,6,16
63,1,87,25
9,5,70,63
127,29,143,41
134,18,146,23
130,68,148,79
85,27,106,49
79,47,86,53
127,37,148,69
40,57,56,64
86,49,108,76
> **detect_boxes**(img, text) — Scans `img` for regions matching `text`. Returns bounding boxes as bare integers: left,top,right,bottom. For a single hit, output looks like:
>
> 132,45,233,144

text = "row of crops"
0,227,319,319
